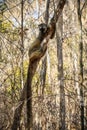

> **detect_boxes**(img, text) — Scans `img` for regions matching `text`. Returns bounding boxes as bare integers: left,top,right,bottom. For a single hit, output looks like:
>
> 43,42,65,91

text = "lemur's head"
38,23,48,34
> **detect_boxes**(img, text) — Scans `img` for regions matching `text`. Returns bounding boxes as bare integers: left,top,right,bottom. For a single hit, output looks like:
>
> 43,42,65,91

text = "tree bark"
77,0,84,130
56,15,66,130
20,0,24,89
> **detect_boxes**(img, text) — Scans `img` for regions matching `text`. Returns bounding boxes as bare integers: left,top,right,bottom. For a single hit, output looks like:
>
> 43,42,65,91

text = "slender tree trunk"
20,0,24,89
56,15,66,130
72,2,80,129
47,50,51,86
77,0,84,130
11,1,24,129
86,99,87,129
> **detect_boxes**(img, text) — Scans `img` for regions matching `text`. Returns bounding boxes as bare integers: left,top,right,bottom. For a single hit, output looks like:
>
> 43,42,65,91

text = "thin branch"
44,0,50,24
81,0,87,13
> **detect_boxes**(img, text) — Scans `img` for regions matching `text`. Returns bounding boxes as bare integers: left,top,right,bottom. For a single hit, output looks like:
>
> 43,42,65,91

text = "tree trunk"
20,0,24,89
77,0,84,130
56,15,66,130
